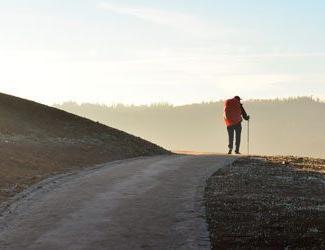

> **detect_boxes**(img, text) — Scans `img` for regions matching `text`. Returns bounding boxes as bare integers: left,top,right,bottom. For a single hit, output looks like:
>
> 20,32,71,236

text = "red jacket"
224,98,242,127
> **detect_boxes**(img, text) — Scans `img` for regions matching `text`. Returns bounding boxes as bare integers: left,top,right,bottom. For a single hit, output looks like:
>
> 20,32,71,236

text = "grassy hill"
0,92,169,203
55,97,325,158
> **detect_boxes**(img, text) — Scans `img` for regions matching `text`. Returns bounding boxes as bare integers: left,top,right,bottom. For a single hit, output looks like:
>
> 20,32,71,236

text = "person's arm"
241,104,250,120
224,105,230,119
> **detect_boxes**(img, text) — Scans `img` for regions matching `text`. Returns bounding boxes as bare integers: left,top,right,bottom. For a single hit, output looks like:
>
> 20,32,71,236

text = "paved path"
0,155,235,250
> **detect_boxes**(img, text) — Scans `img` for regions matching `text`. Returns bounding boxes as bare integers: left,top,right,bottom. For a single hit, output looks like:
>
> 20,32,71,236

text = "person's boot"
235,150,240,154
228,149,232,154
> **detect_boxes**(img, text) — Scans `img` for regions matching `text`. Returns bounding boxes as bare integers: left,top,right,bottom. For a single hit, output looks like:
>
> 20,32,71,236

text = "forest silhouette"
55,97,325,158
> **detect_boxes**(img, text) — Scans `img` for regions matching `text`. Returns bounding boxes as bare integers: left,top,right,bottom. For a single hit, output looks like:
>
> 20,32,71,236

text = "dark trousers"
227,123,242,151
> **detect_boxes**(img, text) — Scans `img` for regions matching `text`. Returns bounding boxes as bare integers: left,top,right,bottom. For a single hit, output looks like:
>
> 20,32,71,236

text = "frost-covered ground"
205,156,325,249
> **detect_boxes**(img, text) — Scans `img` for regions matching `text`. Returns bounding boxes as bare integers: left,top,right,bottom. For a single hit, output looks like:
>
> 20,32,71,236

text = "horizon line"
52,95,325,107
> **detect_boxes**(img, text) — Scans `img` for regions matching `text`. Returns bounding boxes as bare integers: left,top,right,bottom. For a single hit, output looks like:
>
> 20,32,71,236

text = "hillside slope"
0,93,169,204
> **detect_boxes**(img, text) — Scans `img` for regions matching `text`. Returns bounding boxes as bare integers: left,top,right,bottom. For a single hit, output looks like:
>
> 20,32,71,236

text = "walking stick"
247,119,250,155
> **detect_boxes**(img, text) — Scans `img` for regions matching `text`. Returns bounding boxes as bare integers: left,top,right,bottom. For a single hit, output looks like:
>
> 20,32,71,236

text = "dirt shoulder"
0,138,169,205
205,156,325,249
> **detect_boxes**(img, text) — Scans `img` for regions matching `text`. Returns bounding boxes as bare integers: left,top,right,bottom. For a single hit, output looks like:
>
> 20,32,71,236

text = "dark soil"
0,92,170,204
205,156,325,249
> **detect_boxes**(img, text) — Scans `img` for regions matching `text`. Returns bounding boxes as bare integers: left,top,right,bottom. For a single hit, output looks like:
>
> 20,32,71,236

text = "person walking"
224,96,250,154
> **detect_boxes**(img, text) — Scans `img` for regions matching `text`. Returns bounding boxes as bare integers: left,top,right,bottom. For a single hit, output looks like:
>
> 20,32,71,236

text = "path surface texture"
0,155,235,250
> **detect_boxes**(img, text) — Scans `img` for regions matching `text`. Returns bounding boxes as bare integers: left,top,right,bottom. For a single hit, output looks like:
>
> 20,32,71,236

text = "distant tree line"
54,97,325,158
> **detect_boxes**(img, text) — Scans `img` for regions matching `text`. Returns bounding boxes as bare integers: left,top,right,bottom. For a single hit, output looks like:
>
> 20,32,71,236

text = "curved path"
0,155,235,250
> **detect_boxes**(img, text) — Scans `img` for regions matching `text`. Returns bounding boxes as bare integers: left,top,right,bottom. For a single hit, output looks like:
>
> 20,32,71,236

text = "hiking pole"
247,119,250,155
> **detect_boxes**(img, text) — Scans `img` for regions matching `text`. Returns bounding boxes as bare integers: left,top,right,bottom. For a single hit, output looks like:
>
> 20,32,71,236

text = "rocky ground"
205,156,325,249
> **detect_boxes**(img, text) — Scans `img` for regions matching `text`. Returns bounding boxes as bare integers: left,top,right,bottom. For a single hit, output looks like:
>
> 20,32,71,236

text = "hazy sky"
0,0,324,105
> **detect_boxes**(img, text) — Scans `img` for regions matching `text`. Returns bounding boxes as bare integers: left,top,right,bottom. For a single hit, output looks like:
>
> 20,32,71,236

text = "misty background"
55,97,325,158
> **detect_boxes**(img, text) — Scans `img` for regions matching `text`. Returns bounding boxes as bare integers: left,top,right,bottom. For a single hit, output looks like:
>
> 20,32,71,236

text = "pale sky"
0,0,324,105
